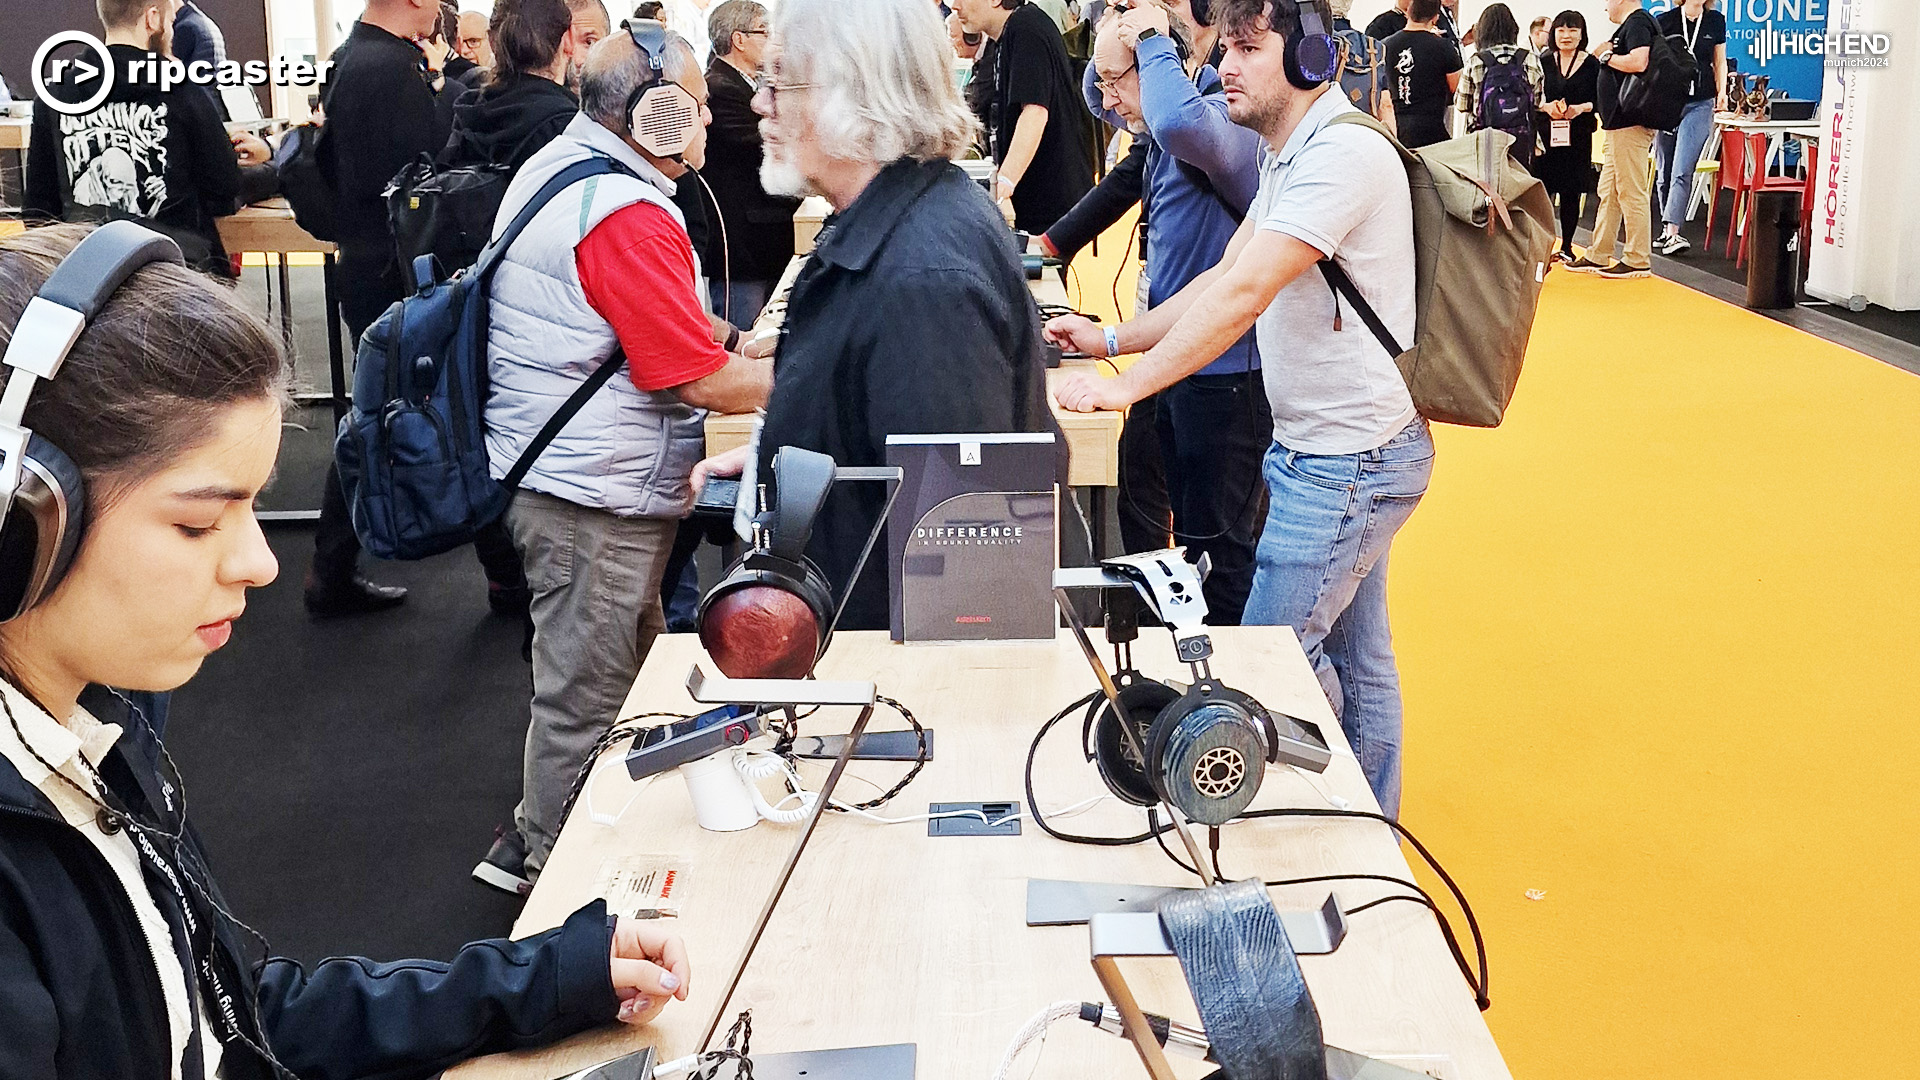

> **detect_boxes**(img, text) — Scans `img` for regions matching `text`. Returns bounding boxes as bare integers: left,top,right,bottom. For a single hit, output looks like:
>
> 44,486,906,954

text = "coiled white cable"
990,1000,1084,1080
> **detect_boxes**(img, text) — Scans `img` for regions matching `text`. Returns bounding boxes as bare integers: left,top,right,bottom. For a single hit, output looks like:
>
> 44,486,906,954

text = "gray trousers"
506,490,677,874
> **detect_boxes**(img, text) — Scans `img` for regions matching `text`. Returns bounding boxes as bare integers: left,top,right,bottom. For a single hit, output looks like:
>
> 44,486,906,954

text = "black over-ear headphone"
697,447,840,680
0,222,184,623
620,19,701,158
1278,0,1339,90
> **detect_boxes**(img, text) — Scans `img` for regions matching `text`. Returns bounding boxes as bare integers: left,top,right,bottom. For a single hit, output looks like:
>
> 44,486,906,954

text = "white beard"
760,155,815,199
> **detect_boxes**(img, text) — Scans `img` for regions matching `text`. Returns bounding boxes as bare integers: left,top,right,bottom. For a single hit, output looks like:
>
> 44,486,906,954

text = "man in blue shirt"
1045,1,1268,623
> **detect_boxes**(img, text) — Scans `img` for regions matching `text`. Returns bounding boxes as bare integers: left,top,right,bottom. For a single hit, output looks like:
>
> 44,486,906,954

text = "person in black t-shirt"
1570,0,1657,278
953,0,1094,233
1382,0,1462,149
25,0,243,274
1652,0,1726,257
1369,0,1460,46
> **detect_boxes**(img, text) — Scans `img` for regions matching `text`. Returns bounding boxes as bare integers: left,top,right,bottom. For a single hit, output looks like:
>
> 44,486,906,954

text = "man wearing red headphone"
472,24,773,894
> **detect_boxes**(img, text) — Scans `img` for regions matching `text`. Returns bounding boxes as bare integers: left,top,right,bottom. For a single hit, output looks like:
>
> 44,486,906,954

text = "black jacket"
323,20,453,324
699,57,801,284
1042,137,1146,263
758,158,1063,631
24,44,241,272
437,74,578,175
0,688,620,1080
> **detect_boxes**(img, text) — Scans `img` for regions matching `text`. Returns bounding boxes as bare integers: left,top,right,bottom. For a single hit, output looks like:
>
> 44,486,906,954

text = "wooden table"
215,199,346,523
0,117,27,151
447,629,1512,1080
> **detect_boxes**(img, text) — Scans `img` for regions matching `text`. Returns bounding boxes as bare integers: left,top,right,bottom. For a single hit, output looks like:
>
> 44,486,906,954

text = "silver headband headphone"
0,221,184,622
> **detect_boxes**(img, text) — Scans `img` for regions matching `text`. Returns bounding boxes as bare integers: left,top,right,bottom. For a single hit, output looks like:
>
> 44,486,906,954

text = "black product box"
885,433,1057,643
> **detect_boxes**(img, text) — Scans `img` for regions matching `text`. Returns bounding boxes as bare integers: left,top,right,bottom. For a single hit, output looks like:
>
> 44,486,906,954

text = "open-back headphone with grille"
1076,552,1332,826
0,221,184,623
620,18,702,159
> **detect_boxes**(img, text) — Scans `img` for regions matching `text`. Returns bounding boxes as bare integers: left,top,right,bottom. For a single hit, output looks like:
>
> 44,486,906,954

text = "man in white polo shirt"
1051,0,1431,817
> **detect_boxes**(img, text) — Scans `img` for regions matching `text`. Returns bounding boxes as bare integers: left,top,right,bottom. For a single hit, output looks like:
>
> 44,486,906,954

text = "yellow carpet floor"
1065,210,1920,1077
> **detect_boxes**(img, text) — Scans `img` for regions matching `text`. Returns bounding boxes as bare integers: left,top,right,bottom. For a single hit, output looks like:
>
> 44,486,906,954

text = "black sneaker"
1596,261,1653,280
472,825,533,896
1656,233,1692,257
304,573,408,619
1564,256,1610,274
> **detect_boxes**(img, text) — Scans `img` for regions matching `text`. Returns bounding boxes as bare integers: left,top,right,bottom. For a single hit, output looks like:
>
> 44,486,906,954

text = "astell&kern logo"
31,29,334,116
1750,25,1893,67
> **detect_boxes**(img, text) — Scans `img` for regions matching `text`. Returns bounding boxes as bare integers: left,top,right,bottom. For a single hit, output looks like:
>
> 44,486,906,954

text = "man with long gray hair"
690,0,1061,632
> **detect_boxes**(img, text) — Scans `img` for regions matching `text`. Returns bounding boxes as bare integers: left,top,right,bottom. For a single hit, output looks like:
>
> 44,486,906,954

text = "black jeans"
312,294,525,590
1153,372,1272,625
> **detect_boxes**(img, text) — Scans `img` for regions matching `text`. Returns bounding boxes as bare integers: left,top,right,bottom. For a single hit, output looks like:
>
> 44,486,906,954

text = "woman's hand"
691,444,752,497
609,917,690,1026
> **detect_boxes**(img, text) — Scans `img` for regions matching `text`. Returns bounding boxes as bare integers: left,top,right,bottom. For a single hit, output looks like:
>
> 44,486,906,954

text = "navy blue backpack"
335,155,633,561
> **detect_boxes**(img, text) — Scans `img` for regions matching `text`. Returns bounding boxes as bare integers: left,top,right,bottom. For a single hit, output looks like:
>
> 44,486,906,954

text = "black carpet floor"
168,526,534,965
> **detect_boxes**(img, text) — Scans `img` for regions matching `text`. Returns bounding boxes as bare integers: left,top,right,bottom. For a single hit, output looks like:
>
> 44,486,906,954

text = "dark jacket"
0,688,620,1080
172,0,230,118
24,44,241,273
699,57,801,284
438,74,578,175
758,158,1062,631
1042,137,1146,263
323,20,453,329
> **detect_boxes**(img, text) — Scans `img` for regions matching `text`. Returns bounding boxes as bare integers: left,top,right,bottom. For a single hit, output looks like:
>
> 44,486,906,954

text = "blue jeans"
1242,419,1434,818
1656,97,1716,229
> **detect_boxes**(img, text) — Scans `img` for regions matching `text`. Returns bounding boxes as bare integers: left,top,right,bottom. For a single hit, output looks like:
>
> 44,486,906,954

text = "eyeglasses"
755,80,815,117
740,28,770,36
1095,63,1137,97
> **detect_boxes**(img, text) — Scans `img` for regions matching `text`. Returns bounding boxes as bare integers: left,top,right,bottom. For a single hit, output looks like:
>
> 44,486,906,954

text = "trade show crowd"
0,0,1625,1074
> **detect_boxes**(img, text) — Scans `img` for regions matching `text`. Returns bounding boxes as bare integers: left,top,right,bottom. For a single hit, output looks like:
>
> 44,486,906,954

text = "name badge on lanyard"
1550,120,1572,147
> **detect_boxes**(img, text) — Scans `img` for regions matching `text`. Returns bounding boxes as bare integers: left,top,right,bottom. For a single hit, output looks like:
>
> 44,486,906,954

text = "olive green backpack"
1317,114,1558,427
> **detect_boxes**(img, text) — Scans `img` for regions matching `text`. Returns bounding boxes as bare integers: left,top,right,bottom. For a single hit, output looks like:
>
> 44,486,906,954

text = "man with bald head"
1042,3,1269,623
472,23,772,893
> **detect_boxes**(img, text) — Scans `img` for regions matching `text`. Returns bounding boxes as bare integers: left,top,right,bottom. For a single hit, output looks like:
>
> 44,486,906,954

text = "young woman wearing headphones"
0,222,689,1080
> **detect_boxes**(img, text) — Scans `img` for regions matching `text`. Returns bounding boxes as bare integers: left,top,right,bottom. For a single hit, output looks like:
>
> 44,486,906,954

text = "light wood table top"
0,118,27,151
447,629,1511,1080
215,198,334,255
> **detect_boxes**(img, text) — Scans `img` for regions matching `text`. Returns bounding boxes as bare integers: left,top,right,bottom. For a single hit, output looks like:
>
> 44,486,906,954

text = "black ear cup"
0,433,87,622
696,549,836,679
1281,0,1340,89
1090,673,1182,808
1146,679,1270,826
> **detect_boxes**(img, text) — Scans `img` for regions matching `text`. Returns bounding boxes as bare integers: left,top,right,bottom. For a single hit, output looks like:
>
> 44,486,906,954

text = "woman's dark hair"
490,0,576,83
1474,3,1519,48
634,1,665,19
1550,9,1588,53
0,225,290,516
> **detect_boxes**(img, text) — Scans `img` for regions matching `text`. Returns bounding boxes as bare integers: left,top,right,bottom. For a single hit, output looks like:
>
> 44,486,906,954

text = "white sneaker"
1656,233,1692,257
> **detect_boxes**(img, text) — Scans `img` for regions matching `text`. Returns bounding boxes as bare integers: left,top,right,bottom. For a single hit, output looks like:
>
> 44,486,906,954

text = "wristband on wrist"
725,325,741,352
1104,326,1120,358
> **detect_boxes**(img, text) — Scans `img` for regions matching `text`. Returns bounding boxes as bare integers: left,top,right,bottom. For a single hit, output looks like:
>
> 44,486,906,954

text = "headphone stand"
1052,556,1223,886
682,665,880,1052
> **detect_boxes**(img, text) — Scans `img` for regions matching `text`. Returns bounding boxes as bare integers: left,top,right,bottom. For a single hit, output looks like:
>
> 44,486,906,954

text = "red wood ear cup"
698,584,820,680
